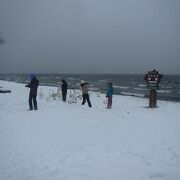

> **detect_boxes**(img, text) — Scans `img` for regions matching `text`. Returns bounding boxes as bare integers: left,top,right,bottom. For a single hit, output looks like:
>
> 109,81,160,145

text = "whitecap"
157,90,171,93
121,92,144,97
138,84,146,87
114,86,129,89
134,88,147,91
68,77,77,80
99,80,106,82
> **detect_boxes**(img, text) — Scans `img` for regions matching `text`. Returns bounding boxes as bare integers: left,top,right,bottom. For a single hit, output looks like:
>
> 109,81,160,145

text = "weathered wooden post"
144,69,163,108
149,89,157,107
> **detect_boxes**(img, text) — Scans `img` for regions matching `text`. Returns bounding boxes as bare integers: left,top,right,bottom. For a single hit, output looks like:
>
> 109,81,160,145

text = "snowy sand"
0,80,180,180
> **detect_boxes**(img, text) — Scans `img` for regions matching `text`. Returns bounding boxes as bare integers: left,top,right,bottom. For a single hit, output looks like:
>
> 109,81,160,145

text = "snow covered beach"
0,80,180,180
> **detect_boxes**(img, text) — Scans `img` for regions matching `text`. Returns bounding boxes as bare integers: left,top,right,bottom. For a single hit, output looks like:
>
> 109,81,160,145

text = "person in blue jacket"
106,82,114,109
25,74,39,110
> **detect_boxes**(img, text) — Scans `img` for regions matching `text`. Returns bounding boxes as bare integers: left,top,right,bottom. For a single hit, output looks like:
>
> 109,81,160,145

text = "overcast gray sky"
0,0,180,74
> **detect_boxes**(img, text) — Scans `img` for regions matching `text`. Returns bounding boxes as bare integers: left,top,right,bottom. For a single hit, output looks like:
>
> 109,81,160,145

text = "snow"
0,80,180,180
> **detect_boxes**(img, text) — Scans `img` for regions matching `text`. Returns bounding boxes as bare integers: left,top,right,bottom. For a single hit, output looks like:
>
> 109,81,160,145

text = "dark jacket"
26,77,39,96
61,80,68,93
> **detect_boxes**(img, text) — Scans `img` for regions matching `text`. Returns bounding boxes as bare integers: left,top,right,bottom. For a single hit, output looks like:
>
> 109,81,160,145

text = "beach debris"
0,90,11,93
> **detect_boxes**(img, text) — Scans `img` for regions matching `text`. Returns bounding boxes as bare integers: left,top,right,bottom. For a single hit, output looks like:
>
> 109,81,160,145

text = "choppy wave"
138,84,146,87
99,80,107,82
1,74,180,102
121,92,144,97
161,85,174,89
134,88,148,91
157,90,172,93
114,86,129,89
39,76,49,80
68,77,78,80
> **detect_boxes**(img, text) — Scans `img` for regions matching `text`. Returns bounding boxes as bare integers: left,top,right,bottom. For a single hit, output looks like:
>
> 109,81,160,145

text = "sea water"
0,74,180,102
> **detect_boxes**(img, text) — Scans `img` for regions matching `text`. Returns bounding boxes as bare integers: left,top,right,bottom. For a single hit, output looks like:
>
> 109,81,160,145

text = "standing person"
25,74,39,110
80,80,92,107
61,79,68,102
106,82,114,109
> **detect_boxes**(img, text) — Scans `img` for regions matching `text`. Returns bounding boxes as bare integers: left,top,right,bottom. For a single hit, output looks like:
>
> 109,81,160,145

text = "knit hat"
29,74,35,80
80,80,86,84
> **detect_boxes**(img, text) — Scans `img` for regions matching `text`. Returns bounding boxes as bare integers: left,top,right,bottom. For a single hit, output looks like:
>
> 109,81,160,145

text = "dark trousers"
29,94,37,110
107,96,112,108
62,93,67,102
82,94,92,107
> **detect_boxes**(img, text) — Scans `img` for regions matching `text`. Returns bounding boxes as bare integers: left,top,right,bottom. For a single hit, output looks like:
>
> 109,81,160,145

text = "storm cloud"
0,0,180,74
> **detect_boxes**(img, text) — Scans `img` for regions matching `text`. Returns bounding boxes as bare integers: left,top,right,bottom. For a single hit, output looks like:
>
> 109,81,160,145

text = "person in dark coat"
61,79,68,102
106,82,114,109
80,80,92,107
25,74,39,110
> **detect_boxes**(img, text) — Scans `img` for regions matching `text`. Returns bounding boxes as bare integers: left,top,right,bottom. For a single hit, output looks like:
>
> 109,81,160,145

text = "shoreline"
1,79,180,103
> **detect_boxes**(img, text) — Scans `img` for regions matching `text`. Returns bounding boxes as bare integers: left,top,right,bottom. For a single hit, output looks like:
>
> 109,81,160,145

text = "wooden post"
145,70,162,108
149,89,157,108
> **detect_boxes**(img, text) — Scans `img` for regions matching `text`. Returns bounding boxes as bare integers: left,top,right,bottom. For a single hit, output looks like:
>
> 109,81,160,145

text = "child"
106,82,114,109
